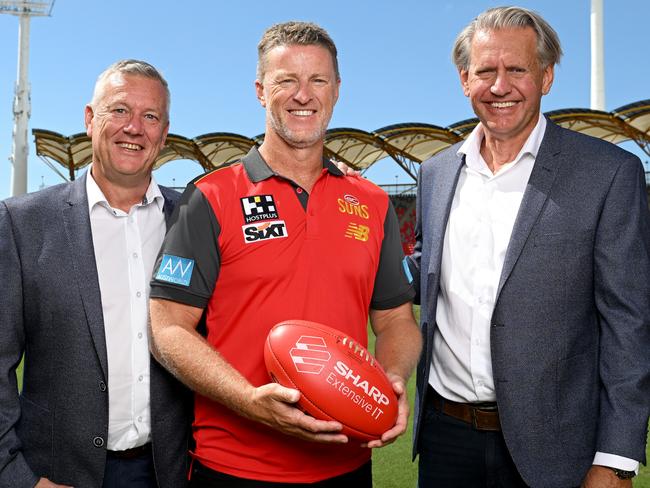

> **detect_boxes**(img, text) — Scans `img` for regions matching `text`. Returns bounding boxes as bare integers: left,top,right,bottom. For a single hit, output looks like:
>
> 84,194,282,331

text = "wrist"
600,465,635,480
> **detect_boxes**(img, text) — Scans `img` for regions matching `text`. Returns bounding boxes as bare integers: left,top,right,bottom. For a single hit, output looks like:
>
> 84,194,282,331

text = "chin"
281,130,324,149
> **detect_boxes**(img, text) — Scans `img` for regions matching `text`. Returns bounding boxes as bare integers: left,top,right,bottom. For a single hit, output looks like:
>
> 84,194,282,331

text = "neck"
480,129,532,174
258,135,325,193
91,168,150,212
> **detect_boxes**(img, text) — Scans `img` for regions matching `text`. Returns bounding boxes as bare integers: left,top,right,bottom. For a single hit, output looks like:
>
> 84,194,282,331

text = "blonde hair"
452,6,563,70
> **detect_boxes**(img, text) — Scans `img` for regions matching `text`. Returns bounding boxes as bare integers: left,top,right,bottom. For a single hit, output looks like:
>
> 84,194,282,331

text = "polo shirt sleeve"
150,183,221,309
370,199,415,310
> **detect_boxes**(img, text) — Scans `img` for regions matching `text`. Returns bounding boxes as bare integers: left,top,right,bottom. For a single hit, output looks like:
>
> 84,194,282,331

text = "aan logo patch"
241,194,279,224
155,254,195,286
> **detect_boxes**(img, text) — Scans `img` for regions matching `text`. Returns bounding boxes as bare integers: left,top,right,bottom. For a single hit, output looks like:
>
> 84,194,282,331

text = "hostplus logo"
289,336,331,375
240,195,279,223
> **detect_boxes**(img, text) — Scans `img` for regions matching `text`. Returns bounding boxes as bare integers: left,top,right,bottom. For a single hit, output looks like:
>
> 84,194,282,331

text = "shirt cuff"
593,452,639,474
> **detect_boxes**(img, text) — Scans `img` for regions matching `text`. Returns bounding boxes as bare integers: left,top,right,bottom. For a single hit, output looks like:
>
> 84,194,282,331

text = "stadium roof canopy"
34,99,650,182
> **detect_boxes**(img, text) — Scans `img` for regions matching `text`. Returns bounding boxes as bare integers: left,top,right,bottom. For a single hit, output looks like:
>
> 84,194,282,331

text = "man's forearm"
371,303,422,381
149,300,256,416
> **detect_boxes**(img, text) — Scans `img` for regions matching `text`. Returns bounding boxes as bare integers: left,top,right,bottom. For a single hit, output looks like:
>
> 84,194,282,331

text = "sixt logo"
242,220,288,243
337,195,369,219
155,254,195,287
289,336,331,374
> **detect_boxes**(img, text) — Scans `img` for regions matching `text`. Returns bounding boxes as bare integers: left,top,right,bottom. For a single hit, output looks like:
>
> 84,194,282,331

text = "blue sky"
0,0,648,199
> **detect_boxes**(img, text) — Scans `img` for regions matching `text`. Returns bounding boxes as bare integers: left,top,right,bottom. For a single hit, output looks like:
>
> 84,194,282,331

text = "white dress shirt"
428,115,638,473
87,169,166,451
430,115,544,403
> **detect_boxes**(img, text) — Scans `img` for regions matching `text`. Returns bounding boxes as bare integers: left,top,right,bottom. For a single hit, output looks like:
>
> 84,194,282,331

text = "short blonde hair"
452,6,563,71
257,21,339,82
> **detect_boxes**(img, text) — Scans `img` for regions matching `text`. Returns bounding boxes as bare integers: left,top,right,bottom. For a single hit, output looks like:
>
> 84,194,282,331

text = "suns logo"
337,195,369,219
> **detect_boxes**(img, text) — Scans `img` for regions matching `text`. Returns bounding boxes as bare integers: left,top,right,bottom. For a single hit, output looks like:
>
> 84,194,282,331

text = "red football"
264,319,398,441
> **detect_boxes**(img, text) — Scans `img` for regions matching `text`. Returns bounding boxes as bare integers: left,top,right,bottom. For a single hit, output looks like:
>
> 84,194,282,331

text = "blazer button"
93,436,104,448
99,381,107,392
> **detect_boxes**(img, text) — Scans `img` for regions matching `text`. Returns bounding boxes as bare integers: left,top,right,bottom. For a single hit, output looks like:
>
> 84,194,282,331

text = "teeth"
119,143,142,150
491,102,516,108
291,110,314,116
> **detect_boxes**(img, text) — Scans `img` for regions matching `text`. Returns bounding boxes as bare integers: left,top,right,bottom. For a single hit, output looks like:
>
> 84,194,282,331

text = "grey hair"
90,59,170,120
257,21,339,82
452,6,563,71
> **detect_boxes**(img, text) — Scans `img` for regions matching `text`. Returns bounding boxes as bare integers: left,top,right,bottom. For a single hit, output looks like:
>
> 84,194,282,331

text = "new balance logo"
345,223,370,242
290,336,331,374
155,254,195,287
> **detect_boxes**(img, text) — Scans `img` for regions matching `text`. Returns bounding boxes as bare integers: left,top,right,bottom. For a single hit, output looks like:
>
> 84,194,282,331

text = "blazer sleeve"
593,155,650,462
0,202,39,487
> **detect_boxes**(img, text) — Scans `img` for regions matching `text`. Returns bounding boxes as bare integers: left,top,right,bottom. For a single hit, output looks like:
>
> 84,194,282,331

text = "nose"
293,81,313,104
490,68,512,97
123,114,144,135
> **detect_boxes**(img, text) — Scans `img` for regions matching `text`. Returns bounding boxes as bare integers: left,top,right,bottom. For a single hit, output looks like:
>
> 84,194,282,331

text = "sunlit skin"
460,27,554,171
84,73,169,210
255,44,340,190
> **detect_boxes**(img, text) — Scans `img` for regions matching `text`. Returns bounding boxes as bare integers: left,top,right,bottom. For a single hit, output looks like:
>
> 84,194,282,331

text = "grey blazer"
409,120,650,487
0,173,192,488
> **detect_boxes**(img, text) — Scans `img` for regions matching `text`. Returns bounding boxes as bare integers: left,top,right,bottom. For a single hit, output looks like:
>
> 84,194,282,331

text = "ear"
255,79,266,107
459,69,470,97
161,121,169,146
84,105,94,137
541,64,554,96
333,77,341,105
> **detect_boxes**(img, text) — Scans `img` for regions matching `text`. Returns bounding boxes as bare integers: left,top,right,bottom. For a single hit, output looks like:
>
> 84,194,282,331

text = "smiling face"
255,43,340,150
85,72,169,189
460,27,554,145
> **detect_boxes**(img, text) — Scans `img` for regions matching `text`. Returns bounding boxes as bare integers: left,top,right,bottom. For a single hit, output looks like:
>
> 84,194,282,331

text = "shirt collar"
242,146,344,183
457,114,547,172
86,165,164,213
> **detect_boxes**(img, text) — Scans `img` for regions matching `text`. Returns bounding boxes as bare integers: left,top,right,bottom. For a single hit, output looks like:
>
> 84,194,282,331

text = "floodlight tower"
0,0,54,196
590,0,605,111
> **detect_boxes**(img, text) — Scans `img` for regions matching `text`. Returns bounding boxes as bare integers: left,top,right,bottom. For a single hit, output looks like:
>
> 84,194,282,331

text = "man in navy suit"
410,6,650,487
0,60,191,488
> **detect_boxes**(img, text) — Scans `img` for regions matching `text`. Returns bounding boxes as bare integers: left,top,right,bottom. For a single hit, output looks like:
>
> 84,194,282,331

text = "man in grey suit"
0,60,191,487
410,6,650,488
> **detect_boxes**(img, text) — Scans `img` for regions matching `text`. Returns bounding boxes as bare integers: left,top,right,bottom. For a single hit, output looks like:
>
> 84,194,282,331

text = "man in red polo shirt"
148,21,422,487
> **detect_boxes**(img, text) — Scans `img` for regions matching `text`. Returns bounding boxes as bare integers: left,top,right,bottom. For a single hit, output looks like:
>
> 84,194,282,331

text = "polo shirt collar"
242,146,344,183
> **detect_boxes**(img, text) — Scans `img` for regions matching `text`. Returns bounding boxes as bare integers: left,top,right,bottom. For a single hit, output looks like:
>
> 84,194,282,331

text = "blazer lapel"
496,120,563,299
62,173,108,379
426,151,464,276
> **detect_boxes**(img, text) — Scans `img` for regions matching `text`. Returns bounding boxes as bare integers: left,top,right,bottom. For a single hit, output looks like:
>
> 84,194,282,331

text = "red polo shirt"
151,147,413,482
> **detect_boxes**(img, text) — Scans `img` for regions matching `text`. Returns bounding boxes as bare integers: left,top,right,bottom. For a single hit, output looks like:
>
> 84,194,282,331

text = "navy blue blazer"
409,120,650,487
0,173,192,487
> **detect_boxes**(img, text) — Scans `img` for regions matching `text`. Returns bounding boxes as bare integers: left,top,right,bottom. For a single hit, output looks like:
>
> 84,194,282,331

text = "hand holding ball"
264,320,398,441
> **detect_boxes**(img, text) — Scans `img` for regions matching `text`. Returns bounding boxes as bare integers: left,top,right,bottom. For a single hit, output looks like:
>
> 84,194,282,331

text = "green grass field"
14,341,650,487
